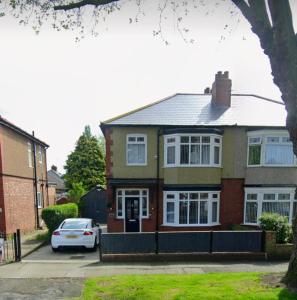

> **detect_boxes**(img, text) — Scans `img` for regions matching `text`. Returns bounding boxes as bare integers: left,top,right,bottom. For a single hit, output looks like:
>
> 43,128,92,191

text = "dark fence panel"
212,231,263,252
102,233,155,254
159,232,211,253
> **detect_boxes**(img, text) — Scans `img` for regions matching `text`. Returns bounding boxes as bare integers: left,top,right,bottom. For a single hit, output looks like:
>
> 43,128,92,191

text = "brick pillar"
265,231,276,253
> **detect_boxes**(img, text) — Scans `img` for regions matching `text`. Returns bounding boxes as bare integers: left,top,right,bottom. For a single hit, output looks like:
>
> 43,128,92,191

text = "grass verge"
81,272,296,300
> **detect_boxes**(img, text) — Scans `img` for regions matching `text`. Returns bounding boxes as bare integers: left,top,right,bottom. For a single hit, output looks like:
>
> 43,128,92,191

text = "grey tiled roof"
103,94,286,127
47,169,66,190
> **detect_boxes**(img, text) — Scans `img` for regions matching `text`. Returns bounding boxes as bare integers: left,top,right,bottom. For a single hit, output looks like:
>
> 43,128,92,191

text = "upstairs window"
164,134,222,167
248,131,296,167
38,146,43,164
27,142,33,168
126,134,147,165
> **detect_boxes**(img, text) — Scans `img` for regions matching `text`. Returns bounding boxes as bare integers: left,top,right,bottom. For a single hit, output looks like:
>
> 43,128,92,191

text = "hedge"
259,212,292,244
41,203,79,233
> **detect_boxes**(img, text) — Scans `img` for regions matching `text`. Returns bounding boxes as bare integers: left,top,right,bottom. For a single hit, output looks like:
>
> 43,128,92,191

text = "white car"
51,218,99,252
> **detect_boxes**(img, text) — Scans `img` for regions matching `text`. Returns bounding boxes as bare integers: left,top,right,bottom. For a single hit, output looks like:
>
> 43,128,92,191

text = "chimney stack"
211,71,232,107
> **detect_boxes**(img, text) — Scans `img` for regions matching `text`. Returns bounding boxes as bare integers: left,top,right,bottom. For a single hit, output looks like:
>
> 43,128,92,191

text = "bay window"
126,134,147,165
164,134,222,167
163,191,220,226
247,131,296,167
244,188,297,224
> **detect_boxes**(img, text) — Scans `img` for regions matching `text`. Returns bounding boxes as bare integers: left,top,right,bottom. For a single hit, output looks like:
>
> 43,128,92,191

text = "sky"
0,0,296,172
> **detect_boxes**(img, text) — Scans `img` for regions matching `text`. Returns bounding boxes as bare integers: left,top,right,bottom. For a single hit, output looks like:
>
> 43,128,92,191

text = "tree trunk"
232,0,297,287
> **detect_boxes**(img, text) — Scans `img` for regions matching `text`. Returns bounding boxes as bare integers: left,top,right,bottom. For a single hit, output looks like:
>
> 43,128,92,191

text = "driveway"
23,244,100,263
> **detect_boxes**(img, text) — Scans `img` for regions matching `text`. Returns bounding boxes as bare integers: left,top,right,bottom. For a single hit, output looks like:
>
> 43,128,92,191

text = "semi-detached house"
0,116,54,234
100,71,297,233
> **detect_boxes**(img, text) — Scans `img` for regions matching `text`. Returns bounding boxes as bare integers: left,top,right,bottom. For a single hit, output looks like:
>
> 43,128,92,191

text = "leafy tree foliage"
64,126,105,191
68,181,86,203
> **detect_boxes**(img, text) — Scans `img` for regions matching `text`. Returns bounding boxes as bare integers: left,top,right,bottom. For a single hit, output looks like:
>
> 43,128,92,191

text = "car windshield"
61,220,89,229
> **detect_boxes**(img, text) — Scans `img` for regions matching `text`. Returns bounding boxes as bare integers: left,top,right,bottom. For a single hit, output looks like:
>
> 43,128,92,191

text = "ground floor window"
37,191,43,208
244,187,297,225
116,189,149,219
163,191,220,226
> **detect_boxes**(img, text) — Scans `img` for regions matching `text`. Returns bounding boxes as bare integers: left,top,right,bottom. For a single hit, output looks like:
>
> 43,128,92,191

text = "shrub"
259,212,292,244
41,203,78,233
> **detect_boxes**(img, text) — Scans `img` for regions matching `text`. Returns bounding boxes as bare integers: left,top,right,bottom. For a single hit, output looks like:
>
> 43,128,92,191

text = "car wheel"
52,247,59,252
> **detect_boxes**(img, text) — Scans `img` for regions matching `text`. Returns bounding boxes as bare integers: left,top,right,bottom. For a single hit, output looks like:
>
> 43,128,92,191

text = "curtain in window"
189,201,199,224
262,202,290,217
180,145,189,164
265,144,294,165
167,146,175,164
245,202,258,223
128,144,145,164
212,202,218,223
214,146,220,164
190,145,200,164
179,201,188,224
166,202,175,223
199,201,208,224
201,145,210,164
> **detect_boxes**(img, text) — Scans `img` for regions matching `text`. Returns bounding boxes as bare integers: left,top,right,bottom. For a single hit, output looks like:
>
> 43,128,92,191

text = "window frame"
163,191,220,227
27,142,33,168
244,187,297,225
247,130,297,167
38,145,43,164
116,189,149,219
37,191,43,209
164,134,222,168
126,134,147,166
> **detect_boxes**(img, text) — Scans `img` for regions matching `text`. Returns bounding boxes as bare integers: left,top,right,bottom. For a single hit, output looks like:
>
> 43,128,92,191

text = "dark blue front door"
125,198,140,232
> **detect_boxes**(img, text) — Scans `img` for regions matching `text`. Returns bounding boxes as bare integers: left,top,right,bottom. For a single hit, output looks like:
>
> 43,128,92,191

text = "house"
47,165,67,201
100,71,297,233
0,116,53,234
80,186,107,224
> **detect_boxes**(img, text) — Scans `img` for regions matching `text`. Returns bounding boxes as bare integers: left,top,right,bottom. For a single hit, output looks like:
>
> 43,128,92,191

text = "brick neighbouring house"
100,71,297,233
0,116,54,234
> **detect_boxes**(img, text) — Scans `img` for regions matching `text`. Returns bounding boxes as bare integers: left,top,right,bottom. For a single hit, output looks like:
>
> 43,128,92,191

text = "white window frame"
116,189,149,232
27,142,33,168
244,187,297,225
38,145,43,164
163,191,220,227
126,134,147,166
247,130,297,167
164,134,222,168
37,191,43,208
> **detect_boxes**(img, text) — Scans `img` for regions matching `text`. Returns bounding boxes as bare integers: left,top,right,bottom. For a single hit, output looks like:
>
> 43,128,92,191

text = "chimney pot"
211,71,232,107
204,87,211,94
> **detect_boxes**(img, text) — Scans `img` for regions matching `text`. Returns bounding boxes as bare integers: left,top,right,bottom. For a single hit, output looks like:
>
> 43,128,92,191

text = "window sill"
126,164,147,167
247,165,297,168
164,165,222,168
161,223,221,227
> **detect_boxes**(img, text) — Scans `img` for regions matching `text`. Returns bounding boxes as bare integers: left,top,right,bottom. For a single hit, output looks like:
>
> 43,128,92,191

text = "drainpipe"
32,131,40,229
155,128,162,254
44,148,49,206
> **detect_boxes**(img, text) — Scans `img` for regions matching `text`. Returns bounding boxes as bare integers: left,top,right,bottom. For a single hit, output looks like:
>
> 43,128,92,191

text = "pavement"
0,257,289,278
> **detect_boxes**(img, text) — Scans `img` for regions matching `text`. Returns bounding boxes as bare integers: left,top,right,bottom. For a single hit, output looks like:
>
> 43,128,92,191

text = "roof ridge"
0,115,49,147
231,93,284,105
101,93,179,125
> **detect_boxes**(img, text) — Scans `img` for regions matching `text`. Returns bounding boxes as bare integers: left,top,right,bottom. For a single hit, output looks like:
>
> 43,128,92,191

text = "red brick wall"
3,176,36,234
0,129,6,232
48,186,56,206
220,178,245,229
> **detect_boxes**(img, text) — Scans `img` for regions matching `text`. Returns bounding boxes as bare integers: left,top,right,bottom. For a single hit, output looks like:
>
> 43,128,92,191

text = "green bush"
41,203,78,233
259,212,292,244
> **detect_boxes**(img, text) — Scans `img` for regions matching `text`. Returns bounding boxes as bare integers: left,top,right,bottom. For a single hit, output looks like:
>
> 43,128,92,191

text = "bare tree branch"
54,0,119,11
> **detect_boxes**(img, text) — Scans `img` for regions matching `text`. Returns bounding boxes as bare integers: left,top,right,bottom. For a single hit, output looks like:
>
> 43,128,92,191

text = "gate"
0,229,22,263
